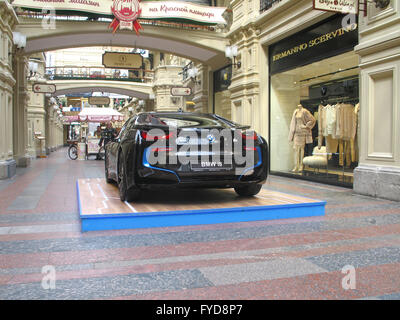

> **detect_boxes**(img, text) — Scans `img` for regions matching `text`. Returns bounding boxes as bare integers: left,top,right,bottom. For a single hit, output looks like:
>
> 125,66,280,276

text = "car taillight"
241,131,258,140
151,147,173,152
244,147,257,151
141,131,173,141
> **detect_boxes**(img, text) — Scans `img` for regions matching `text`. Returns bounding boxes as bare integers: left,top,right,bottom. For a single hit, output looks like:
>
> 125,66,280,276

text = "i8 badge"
110,0,142,35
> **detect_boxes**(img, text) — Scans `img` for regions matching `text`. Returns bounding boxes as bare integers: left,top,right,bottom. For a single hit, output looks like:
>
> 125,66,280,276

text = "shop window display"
268,13,360,187
270,52,360,186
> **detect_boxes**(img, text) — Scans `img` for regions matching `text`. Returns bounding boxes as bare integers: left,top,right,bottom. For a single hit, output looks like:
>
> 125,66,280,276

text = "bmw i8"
104,112,269,201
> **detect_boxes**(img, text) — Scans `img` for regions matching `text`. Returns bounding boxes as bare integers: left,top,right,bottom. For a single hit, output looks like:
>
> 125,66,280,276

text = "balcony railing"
260,0,283,13
45,66,154,83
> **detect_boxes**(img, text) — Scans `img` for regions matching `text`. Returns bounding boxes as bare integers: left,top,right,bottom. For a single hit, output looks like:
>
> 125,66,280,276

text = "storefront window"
214,65,232,119
269,15,359,187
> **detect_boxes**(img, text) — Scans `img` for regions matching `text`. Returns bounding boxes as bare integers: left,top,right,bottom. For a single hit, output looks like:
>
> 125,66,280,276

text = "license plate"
191,161,232,171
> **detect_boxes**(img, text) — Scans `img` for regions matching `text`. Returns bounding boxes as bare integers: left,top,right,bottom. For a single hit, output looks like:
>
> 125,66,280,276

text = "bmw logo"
207,134,216,144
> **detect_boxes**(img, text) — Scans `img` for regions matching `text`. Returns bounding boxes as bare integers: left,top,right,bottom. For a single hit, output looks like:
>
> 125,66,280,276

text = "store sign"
313,0,359,15
33,83,56,94
171,87,192,96
102,52,143,69
88,96,111,105
12,0,227,25
269,15,358,75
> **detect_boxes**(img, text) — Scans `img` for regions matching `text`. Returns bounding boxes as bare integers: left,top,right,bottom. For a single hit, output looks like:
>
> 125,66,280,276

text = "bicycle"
67,141,78,160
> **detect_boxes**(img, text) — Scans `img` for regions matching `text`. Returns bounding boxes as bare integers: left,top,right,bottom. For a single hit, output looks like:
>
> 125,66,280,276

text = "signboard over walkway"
102,52,142,69
12,0,228,25
88,96,111,105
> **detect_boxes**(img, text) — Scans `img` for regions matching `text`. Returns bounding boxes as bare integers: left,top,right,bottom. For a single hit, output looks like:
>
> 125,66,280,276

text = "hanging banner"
12,0,227,25
141,1,227,24
313,0,359,15
109,0,142,34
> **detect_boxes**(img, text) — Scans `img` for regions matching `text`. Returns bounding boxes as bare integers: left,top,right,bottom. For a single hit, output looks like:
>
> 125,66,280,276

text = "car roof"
131,112,250,129
144,111,214,117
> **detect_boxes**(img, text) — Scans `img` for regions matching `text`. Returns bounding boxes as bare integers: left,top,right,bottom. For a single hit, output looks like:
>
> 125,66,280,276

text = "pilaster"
192,64,209,113
353,0,400,201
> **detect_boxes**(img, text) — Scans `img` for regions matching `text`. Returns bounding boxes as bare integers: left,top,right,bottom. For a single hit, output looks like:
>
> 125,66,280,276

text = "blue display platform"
77,179,326,232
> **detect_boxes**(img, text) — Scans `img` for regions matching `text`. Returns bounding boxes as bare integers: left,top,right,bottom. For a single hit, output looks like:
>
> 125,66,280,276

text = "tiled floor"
0,148,399,300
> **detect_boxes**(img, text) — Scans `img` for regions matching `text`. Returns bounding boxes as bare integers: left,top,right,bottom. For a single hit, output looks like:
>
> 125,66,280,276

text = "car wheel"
104,152,113,184
118,155,140,202
234,184,262,197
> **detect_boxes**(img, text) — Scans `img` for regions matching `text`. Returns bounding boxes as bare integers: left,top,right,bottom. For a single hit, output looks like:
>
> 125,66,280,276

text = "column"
44,98,51,155
227,27,261,129
0,0,18,179
49,117,55,151
26,55,46,158
152,53,185,112
12,55,31,167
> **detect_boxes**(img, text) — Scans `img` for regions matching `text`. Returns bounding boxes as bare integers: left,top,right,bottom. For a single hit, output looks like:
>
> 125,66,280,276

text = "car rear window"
136,113,234,129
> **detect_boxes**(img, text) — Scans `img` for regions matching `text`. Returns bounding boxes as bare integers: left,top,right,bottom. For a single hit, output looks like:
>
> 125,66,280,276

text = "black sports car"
105,112,269,202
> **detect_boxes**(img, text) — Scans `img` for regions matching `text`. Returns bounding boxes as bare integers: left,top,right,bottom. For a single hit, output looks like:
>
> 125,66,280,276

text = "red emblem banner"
109,0,143,35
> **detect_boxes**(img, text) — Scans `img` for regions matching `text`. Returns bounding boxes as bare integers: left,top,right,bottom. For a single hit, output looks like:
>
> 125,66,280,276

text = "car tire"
234,184,262,197
104,152,113,184
118,155,140,202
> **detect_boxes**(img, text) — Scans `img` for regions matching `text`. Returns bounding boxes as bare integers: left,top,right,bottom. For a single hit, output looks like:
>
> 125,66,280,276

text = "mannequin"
293,145,305,172
288,104,316,172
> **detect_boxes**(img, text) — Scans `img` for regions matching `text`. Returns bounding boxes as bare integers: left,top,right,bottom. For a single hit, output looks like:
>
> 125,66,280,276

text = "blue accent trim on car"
142,147,181,182
239,146,263,180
